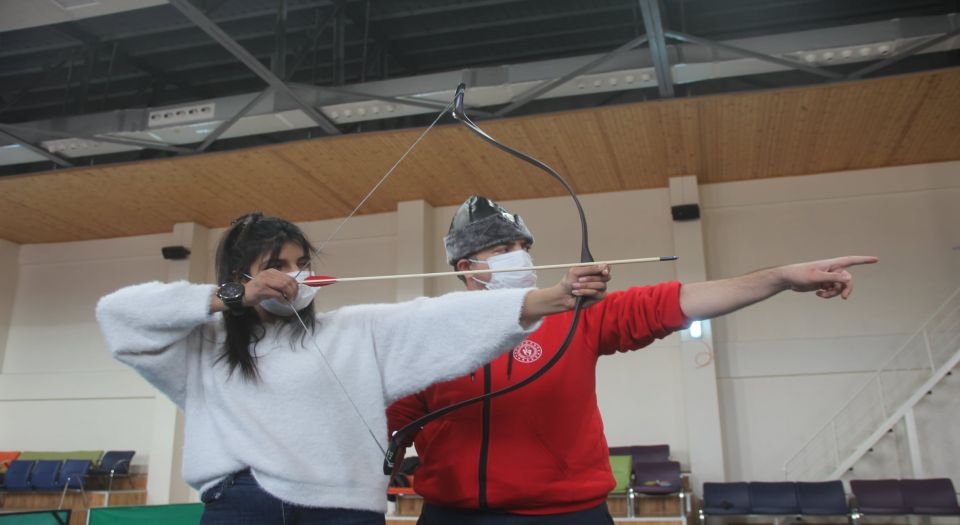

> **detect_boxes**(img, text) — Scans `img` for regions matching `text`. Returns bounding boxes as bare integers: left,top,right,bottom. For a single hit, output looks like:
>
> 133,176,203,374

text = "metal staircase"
783,286,960,481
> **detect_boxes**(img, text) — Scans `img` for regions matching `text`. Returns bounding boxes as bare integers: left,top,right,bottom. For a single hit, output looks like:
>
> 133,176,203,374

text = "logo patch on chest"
512,340,543,363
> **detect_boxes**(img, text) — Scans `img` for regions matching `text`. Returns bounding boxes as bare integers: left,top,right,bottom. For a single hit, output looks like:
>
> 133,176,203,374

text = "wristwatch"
217,282,246,316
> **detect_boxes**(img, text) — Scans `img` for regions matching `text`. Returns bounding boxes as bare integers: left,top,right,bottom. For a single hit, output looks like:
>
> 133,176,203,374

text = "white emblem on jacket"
512,340,543,363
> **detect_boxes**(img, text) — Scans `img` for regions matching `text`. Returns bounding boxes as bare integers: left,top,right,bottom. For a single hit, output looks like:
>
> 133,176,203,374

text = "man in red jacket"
387,196,877,524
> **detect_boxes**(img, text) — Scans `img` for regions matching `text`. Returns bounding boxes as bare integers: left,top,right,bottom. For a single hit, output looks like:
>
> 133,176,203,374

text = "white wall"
701,161,960,481
0,240,19,370
1,160,957,502
0,234,169,462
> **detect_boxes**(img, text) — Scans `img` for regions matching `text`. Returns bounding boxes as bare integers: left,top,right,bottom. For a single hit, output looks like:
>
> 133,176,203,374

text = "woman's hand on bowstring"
242,269,300,307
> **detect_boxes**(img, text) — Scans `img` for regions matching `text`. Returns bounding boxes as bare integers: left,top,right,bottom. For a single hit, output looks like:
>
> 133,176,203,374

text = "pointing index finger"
830,256,879,269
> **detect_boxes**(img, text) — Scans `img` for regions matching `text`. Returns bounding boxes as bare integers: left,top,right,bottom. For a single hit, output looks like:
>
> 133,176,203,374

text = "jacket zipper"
478,363,492,509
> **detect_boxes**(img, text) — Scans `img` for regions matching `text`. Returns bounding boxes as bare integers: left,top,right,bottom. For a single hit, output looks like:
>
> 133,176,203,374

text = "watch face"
219,282,244,301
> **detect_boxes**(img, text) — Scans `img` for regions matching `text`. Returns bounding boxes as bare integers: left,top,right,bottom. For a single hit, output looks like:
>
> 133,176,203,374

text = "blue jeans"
417,502,615,525
199,470,385,525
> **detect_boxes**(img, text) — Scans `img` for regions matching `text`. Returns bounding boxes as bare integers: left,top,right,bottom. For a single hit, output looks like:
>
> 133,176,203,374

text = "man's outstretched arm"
679,256,879,320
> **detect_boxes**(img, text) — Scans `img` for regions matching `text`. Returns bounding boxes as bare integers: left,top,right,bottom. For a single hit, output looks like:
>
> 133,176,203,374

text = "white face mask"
470,250,537,290
259,271,319,316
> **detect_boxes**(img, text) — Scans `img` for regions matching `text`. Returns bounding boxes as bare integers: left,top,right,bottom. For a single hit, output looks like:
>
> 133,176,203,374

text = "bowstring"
288,302,387,456
285,99,454,457
311,99,454,262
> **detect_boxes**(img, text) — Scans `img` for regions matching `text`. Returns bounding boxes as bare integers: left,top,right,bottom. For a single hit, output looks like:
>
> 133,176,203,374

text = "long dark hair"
214,212,317,380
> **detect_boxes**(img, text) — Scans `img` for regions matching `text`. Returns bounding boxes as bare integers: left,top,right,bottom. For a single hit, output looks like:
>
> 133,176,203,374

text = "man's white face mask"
470,249,537,290
260,270,319,316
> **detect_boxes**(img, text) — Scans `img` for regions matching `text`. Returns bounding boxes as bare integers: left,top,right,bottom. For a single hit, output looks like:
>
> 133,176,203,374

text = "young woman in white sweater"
96,212,609,525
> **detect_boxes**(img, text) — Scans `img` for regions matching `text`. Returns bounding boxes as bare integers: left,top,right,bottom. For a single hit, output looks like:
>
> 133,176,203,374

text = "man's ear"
455,258,472,273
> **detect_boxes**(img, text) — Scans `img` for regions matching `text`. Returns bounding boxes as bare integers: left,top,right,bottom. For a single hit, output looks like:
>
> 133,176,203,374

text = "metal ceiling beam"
402,21,636,56
3,13,958,166
167,0,340,135
691,2,947,37
6,13,957,119
272,0,288,78
331,0,417,73
52,23,206,98
369,0,528,20
0,0,532,59
847,26,960,79
285,7,338,81
0,51,78,117
428,36,637,71
387,5,630,41
291,83,493,117
332,7,346,85
665,30,845,80
3,55,356,115
195,89,272,152
0,5,629,80
14,16,633,85
201,0,232,16
76,46,97,114
638,0,673,98
359,0,371,82
4,21,631,105
7,21,636,93
99,41,119,111
0,123,193,154
495,34,650,117
70,1,334,48
0,128,73,167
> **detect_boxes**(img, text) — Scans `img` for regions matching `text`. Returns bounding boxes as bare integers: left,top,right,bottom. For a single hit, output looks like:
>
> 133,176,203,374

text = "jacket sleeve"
96,281,218,408
581,281,690,356
369,288,539,403
387,393,429,445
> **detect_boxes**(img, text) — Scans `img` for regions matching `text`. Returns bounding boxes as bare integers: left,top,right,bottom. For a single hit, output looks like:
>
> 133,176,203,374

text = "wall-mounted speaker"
161,245,191,260
671,204,700,222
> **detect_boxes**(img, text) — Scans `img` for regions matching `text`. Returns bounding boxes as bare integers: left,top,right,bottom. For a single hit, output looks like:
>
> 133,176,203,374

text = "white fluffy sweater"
96,281,537,512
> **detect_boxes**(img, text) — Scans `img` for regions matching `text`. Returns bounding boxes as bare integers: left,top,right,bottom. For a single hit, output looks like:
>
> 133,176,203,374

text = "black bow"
383,83,595,476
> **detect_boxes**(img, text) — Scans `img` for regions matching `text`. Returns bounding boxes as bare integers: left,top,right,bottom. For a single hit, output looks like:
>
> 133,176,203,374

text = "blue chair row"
699,479,960,524
87,450,136,491
5,450,135,490
850,478,960,518
1,459,91,508
699,481,850,524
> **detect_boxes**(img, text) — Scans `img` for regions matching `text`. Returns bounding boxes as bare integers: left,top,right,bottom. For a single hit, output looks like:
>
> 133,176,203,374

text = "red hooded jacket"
387,282,688,514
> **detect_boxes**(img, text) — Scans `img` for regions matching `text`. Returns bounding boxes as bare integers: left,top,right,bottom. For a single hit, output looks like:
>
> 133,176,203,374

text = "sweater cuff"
190,283,221,323
518,287,545,332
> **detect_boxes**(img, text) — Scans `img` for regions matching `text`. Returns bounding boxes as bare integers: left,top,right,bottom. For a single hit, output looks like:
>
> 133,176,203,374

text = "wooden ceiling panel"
2,68,958,244
888,73,960,166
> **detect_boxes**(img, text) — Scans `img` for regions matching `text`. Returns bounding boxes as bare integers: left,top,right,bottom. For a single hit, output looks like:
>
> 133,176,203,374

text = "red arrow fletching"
304,275,338,287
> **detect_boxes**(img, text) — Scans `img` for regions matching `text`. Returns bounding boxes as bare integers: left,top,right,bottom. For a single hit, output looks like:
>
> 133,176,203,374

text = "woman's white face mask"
470,249,537,290
259,271,319,316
